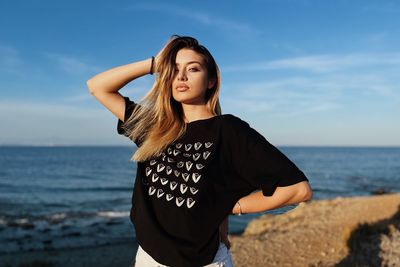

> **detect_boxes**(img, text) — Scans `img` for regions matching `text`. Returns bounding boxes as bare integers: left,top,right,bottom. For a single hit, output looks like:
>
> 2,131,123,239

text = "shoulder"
219,114,257,143
220,113,251,130
220,114,268,145
124,96,139,111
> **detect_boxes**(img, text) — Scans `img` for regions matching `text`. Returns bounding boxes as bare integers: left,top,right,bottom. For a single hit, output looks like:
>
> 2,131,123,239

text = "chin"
173,98,192,104
172,91,205,105
172,93,190,102
172,96,193,104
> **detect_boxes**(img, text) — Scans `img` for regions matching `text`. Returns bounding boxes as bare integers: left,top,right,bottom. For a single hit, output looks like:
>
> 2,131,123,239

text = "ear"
208,77,216,89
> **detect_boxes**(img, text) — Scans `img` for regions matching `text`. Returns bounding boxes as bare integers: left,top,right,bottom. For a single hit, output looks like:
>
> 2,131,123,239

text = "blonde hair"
121,35,222,162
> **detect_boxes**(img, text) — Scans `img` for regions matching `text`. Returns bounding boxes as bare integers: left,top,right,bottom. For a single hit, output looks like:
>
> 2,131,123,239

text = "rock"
229,193,400,267
371,188,390,195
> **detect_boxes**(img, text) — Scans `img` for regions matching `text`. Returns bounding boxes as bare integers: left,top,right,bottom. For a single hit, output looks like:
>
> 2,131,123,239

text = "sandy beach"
1,193,399,267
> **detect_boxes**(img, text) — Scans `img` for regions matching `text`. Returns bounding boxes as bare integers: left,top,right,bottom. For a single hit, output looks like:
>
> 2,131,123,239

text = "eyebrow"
175,61,202,66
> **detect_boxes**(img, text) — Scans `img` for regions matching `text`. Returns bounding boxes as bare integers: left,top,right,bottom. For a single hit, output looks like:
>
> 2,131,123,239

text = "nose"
177,69,187,81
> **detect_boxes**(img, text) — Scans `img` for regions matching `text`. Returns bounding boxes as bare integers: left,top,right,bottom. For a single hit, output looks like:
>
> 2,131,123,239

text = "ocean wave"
0,209,130,227
97,211,130,218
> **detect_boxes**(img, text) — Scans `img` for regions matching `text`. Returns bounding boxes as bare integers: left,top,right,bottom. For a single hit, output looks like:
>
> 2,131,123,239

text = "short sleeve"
117,96,138,138
226,116,309,197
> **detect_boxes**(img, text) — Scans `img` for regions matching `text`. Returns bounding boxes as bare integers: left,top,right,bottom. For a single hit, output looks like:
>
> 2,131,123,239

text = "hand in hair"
153,36,175,73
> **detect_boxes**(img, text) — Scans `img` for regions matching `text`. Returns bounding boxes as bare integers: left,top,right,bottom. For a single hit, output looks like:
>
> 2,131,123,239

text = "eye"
174,67,199,72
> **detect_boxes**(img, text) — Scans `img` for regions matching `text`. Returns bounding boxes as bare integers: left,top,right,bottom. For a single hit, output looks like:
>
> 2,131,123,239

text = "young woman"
87,35,312,267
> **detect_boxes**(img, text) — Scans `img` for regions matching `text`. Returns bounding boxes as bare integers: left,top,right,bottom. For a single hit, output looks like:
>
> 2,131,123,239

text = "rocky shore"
1,193,399,267
230,193,400,267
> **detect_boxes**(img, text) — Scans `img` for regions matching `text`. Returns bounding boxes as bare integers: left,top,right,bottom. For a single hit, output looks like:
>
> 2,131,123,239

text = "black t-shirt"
117,96,309,267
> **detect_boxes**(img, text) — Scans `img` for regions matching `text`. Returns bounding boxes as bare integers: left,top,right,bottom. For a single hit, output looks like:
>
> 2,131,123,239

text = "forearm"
232,182,312,214
87,57,153,94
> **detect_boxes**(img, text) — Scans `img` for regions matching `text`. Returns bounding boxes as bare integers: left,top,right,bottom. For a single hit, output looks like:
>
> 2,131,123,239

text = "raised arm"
86,38,173,122
232,180,312,214
86,58,153,122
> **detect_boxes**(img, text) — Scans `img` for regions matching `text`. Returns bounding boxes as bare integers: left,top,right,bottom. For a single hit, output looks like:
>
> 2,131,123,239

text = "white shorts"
132,242,234,267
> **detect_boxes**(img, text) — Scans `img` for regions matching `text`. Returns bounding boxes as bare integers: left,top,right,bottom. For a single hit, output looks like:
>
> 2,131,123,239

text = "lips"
176,83,189,91
176,86,189,92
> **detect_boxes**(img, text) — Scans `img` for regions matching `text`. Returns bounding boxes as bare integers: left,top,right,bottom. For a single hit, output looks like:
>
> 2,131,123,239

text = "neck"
181,103,214,123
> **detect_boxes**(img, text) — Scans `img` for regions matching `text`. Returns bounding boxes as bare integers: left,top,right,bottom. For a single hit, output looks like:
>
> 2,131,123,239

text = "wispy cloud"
364,32,390,45
128,3,262,36
0,44,25,75
221,52,400,117
0,99,122,146
222,80,342,117
0,45,103,80
63,81,153,103
222,52,400,73
223,73,399,115
267,42,306,54
42,52,102,75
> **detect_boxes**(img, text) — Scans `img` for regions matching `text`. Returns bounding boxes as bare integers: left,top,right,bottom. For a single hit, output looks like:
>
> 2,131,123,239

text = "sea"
0,145,399,254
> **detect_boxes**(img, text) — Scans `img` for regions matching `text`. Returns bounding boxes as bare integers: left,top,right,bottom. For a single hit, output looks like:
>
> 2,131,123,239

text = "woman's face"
172,48,214,105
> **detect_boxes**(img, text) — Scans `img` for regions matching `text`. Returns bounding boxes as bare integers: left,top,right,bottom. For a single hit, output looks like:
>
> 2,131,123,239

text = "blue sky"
0,0,399,146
